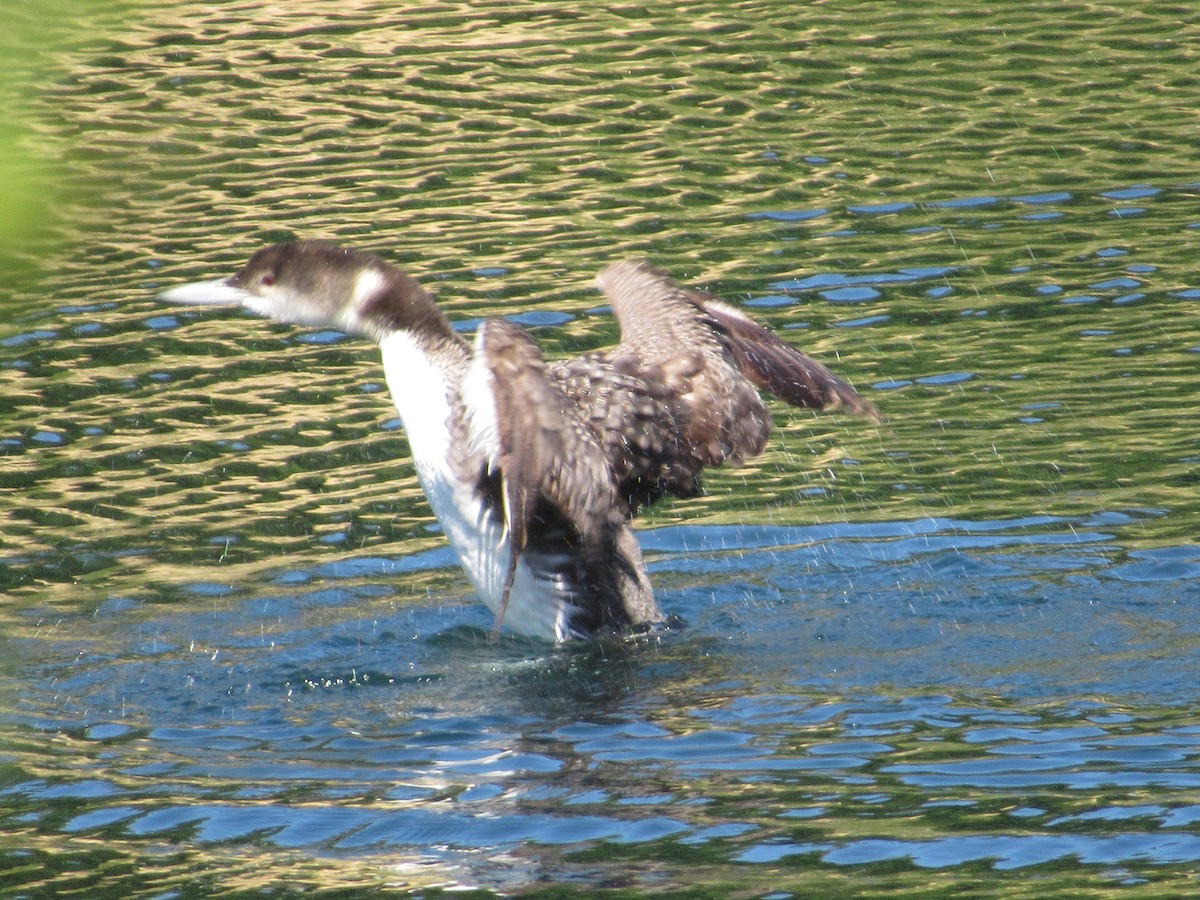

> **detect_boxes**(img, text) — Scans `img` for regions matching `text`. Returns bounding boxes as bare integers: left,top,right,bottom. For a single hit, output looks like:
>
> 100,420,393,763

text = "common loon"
159,241,878,641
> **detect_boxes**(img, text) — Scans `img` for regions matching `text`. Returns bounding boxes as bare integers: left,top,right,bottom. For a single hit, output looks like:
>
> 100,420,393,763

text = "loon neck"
349,265,469,364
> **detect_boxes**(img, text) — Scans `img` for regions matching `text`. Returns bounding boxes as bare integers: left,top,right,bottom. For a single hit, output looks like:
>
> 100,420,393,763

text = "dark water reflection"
3,0,1200,896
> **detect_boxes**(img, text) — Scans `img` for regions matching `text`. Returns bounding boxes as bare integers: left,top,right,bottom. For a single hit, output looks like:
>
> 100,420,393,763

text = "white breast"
378,332,580,640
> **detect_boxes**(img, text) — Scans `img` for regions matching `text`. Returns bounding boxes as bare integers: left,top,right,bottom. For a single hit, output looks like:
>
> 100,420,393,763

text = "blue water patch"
87,723,135,741
505,310,575,327
1048,805,1168,826
820,286,880,303
916,372,974,386
834,315,890,328
1061,295,1099,305
472,267,508,277
771,267,955,292
747,208,829,222
28,780,120,801
926,195,1000,209
1109,207,1147,218
816,833,1200,869
1018,402,1061,424
1095,247,1128,258
1101,185,1160,200
1012,191,1072,204
1090,277,1141,290
143,315,181,331
57,301,118,315
847,201,914,215
1036,285,1063,295
63,806,141,833
305,547,463,580
1,329,59,348
296,330,349,344
744,294,795,308
903,266,956,278
681,822,759,844
181,581,238,597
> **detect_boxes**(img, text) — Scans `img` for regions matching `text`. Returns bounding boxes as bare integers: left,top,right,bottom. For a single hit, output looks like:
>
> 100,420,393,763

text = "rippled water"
3,2,1200,896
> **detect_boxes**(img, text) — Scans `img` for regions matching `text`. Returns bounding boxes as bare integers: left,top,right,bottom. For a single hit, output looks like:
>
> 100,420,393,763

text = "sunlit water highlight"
2,1,1200,896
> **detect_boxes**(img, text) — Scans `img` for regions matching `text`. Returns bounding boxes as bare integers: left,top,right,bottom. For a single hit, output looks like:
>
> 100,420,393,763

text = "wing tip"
827,387,884,423
595,258,656,293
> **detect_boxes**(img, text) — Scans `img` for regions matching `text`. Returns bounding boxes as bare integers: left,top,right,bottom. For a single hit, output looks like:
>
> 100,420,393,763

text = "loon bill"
159,241,879,641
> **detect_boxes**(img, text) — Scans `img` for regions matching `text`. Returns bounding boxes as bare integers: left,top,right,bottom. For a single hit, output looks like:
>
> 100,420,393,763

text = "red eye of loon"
261,274,275,286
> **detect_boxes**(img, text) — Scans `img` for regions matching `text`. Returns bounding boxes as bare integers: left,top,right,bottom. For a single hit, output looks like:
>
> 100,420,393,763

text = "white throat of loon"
157,239,878,642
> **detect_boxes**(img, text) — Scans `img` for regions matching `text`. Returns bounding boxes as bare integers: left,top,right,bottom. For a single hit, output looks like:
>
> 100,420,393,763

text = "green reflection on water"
0,0,1196,633
2,0,1200,896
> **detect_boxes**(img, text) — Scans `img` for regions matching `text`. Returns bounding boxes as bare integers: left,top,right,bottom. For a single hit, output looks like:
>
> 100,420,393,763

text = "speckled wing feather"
549,355,699,510
468,319,656,632
683,289,881,421
594,260,773,472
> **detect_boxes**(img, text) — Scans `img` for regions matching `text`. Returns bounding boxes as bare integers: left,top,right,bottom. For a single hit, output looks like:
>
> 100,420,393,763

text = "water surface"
2,2,1200,896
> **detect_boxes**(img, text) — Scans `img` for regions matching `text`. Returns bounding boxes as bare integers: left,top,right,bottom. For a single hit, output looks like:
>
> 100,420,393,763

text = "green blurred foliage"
0,1,123,300
0,120,55,272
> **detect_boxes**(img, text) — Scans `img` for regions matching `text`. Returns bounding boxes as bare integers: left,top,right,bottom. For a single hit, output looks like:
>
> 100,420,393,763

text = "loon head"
158,240,453,343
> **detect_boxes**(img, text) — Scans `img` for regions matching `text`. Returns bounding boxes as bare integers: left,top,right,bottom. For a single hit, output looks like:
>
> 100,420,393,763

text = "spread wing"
553,260,878,511
464,318,654,633
682,289,881,421
595,260,773,468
